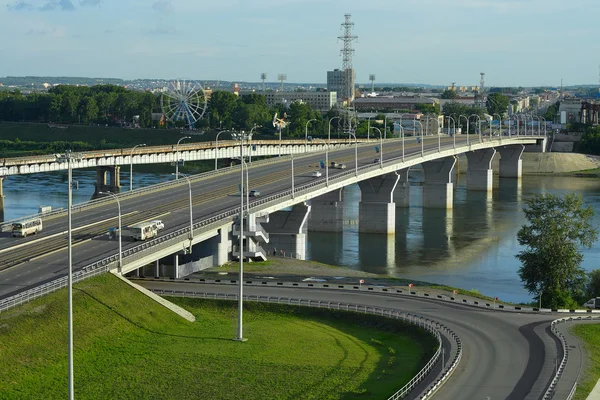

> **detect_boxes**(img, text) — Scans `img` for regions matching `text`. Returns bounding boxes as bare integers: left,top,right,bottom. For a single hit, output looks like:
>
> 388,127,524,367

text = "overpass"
0,132,545,301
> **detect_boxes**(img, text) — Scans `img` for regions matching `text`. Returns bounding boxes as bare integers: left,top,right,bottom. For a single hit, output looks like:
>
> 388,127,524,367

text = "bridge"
0,132,545,301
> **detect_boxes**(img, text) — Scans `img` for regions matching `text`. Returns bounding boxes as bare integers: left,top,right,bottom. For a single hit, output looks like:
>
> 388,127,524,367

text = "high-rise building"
327,68,355,102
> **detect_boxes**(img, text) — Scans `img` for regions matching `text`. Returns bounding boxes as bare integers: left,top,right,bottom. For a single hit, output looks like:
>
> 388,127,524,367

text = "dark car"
249,190,260,197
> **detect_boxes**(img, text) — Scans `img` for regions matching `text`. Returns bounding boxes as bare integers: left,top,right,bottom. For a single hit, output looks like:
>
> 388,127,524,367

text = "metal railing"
147,289,461,400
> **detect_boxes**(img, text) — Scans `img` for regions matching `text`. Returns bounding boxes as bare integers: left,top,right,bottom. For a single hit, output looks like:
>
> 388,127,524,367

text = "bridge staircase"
232,214,269,262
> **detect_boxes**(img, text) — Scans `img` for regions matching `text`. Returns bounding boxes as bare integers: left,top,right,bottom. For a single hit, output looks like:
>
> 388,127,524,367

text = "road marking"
0,211,139,256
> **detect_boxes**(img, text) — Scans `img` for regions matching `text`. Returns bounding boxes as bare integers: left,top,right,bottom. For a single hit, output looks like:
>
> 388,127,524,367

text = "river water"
2,170,600,304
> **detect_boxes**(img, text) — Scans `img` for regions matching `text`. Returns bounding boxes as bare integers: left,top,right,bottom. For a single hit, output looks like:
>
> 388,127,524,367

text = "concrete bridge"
0,133,545,299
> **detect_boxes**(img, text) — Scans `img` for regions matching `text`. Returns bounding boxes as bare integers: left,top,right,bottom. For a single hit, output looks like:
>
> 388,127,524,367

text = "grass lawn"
571,324,600,400
0,274,437,400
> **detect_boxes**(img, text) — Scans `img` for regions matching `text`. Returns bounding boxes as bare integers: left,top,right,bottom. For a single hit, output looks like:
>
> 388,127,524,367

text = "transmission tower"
278,74,287,92
261,73,267,92
479,72,485,109
369,74,376,93
338,13,358,134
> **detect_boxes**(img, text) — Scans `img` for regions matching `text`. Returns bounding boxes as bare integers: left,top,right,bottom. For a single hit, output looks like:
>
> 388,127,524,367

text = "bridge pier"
466,149,496,192
422,156,456,209
0,176,5,222
214,226,231,267
497,145,525,178
358,173,399,234
308,188,344,232
92,166,122,199
263,203,311,259
393,168,410,208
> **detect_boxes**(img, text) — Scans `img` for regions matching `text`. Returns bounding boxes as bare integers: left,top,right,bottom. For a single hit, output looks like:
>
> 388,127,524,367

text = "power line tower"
261,73,267,92
479,72,485,109
338,13,358,134
277,74,287,92
369,74,376,93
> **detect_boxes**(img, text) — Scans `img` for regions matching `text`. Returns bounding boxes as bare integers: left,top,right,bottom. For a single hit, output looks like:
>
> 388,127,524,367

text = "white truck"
128,220,163,241
583,297,600,309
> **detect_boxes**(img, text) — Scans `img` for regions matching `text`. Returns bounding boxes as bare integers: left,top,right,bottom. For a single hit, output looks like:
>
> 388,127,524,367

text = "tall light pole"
327,116,341,187
55,150,82,400
397,124,405,160
540,116,547,136
235,133,249,342
470,114,482,143
348,132,358,177
493,113,502,137
458,115,469,146
175,136,191,179
414,120,424,156
129,143,146,192
371,127,383,168
305,118,316,153
172,172,194,251
447,116,456,149
214,130,230,171
99,191,122,272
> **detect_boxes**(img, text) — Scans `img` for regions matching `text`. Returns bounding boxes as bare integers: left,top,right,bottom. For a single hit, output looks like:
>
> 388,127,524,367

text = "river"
2,170,600,304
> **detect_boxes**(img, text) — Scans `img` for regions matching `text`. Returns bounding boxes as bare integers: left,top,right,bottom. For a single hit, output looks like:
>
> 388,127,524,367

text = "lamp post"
235,132,249,342
214,130,230,171
172,172,194,251
540,116,547,137
348,132,358,177
55,150,82,400
129,143,146,192
458,115,469,146
493,113,502,138
326,116,341,187
305,118,316,153
470,114,482,143
447,116,456,149
414,120,424,156
99,191,122,272
367,116,371,140
370,127,383,168
175,136,191,179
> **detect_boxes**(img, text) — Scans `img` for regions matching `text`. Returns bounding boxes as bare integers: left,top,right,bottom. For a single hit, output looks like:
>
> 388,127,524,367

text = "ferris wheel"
160,80,208,128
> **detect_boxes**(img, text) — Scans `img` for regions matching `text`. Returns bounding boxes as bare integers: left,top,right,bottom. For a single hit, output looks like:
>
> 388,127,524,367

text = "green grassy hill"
0,274,436,399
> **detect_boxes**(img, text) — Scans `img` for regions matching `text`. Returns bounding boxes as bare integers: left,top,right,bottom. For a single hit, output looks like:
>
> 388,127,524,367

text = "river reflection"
306,174,600,304
2,169,600,303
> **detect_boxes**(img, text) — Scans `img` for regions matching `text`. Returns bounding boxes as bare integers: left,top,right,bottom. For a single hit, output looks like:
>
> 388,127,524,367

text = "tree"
586,270,600,298
485,92,509,116
440,89,457,99
415,103,440,115
516,193,598,308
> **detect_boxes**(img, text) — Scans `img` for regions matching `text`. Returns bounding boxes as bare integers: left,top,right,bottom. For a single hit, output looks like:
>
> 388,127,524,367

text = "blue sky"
1,0,599,87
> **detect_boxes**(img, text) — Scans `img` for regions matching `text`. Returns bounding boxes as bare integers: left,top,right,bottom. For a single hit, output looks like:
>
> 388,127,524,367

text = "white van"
150,220,165,231
128,222,159,241
584,297,600,309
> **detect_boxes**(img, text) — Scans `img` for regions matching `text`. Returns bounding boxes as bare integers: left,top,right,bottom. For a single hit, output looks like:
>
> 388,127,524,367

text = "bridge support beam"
92,166,122,199
393,168,410,208
213,226,230,267
497,145,525,178
466,149,496,192
308,188,344,232
422,156,456,209
358,173,399,234
263,203,311,259
0,176,4,222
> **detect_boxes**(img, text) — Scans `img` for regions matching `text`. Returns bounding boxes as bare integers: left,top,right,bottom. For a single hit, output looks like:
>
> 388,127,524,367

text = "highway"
136,280,560,400
0,135,538,301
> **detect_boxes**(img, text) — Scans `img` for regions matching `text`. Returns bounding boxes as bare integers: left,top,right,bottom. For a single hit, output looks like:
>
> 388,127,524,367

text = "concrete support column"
466,149,496,192
174,254,179,279
213,226,230,266
155,260,160,278
0,176,5,222
393,168,410,208
308,188,344,232
358,173,399,234
263,203,311,259
422,156,456,209
497,145,525,178
92,166,122,199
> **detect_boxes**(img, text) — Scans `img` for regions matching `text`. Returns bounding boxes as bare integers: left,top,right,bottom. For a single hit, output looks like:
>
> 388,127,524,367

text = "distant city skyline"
1,0,599,87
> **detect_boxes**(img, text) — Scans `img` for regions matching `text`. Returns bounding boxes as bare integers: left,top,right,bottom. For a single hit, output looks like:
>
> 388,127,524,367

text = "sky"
1,0,599,87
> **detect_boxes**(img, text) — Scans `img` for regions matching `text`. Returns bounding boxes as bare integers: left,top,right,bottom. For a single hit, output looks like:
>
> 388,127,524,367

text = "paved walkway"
588,379,600,400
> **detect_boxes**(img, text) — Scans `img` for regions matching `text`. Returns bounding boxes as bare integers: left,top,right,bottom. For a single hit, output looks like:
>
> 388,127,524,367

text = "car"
311,171,322,177
373,158,380,163
249,190,260,197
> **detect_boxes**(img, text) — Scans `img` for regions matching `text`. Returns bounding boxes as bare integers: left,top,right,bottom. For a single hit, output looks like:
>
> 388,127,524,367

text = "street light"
493,113,502,138
172,172,194,251
470,114,482,143
540,116,547,137
348,132,358,177
458,115,469,146
55,150,82,400
370,127,383,168
305,118,317,153
235,132,250,342
129,143,146,192
326,116,341,187
175,136,191,179
396,124,405,160
414,120,424,156
214,130,231,171
447,116,456,149
98,191,122,272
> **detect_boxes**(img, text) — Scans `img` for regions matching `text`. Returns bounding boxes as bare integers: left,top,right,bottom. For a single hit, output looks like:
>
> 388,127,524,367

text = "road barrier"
146,289,462,400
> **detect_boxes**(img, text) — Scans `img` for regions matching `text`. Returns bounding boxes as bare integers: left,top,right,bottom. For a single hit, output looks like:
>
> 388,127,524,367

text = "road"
136,280,560,400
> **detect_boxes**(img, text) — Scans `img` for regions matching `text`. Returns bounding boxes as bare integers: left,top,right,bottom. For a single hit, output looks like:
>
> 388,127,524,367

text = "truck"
583,297,600,309
330,161,346,169
128,221,162,241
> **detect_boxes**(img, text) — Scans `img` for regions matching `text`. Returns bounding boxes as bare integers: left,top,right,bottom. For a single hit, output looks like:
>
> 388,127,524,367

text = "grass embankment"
571,324,600,400
0,274,437,400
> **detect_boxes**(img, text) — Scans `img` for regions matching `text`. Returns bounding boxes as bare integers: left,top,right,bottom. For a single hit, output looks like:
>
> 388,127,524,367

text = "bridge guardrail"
147,289,461,400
